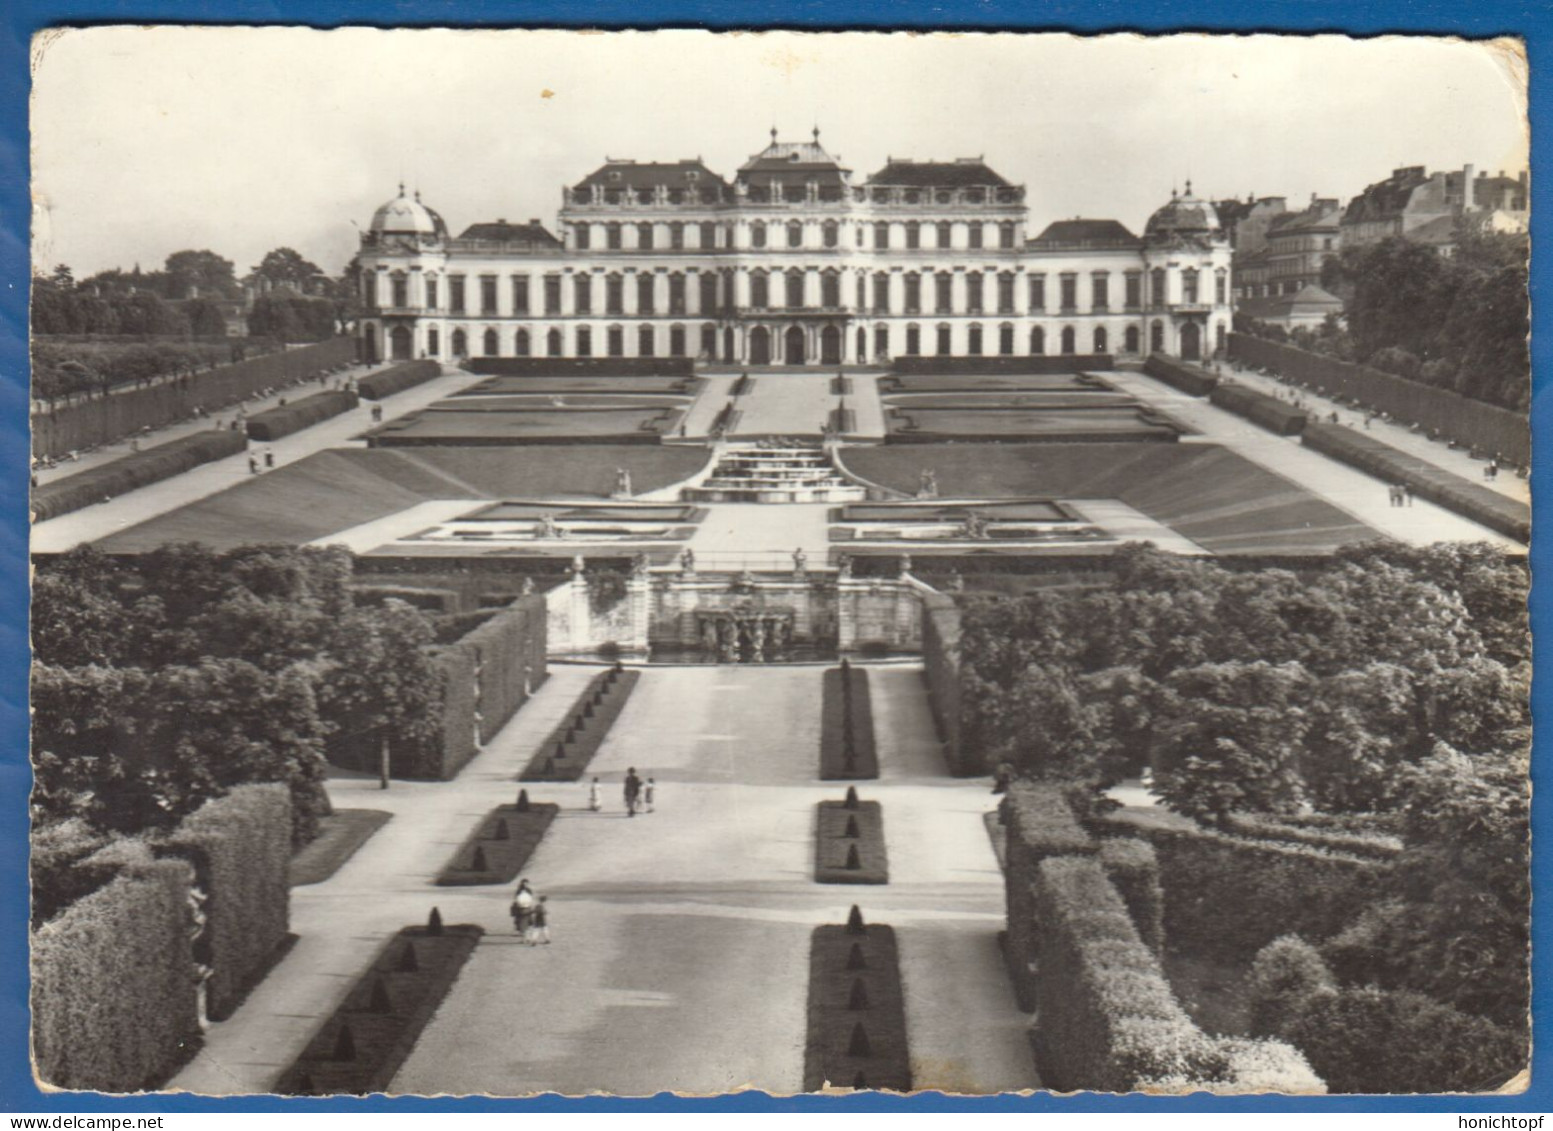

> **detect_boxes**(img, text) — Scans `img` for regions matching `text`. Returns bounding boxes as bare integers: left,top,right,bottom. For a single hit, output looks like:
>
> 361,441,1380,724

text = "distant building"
351,130,1234,366
1212,195,1287,256
1341,163,1528,252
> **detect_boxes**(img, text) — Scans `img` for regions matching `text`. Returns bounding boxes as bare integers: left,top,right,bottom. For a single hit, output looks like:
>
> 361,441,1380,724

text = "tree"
253,247,323,291
182,297,230,337
163,249,239,300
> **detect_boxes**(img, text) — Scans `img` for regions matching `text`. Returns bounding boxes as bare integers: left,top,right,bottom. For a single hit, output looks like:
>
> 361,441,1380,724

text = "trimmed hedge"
892,355,1114,375
466,357,695,377
30,817,117,928
804,919,911,1092
1245,935,1337,1040
815,799,888,884
31,428,246,522
1143,354,1219,397
352,585,461,613
1099,837,1163,956
1222,812,1402,861
436,801,559,885
1285,987,1526,1094
919,593,967,773
159,785,292,1021
1030,855,1321,1094
291,809,393,887
245,389,360,442
820,666,878,780
358,360,441,400
32,855,200,1091
275,922,483,1096
520,667,641,781
1001,782,1097,1010
1119,819,1390,964
1209,382,1308,436
1302,422,1530,542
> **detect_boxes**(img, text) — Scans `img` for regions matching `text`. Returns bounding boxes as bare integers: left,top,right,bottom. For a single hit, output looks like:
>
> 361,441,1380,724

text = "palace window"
750,271,769,309
1028,274,1046,312
701,222,717,249
1060,274,1078,312
1061,325,1076,354
577,327,593,357
543,275,560,315
1183,268,1200,304
451,276,467,314
874,325,888,359
606,274,624,315
1151,321,1164,351
788,221,803,249
670,223,685,250
935,272,953,314
1215,269,1228,305
823,220,839,249
751,221,767,249
638,273,656,315
968,224,983,250
856,274,867,310
966,273,984,314
638,325,655,357
700,323,716,357
515,328,530,356
547,328,562,357
1091,272,1109,312
1124,271,1141,310
786,269,805,309
906,222,921,250
638,223,655,251
905,324,921,356
669,273,686,315
1151,267,1167,309
483,328,499,356
1031,325,1045,354
999,322,1014,355
481,276,498,314
670,324,687,357
937,221,952,248
821,271,840,309
1124,325,1139,353
1094,326,1108,353
511,275,529,315
904,272,922,314
874,222,890,251
606,223,622,250
700,273,718,314
575,223,591,250
936,323,952,355
452,328,467,356
428,328,440,356
968,323,983,355
998,272,1015,314
999,221,1015,250
574,275,593,316
873,272,890,314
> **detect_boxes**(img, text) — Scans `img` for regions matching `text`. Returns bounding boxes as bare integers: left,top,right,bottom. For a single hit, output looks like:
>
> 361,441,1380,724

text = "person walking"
588,776,602,812
623,768,642,817
248,454,260,475
532,897,551,945
1403,484,1414,507
263,447,275,469
511,878,537,941
644,777,656,814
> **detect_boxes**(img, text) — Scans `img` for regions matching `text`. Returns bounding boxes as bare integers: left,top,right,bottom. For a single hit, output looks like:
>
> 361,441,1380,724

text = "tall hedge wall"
32,857,199,1092
1143,354,1219,397
357,359,441,400
245,389,359,442
891,355,1114,375
1209,382,1308,436
160,785,292,1021
919,592,966,773
1229,333,1529,467
1301,422,1530,542
31,429,247,522
32,336,357,460
1001,782,1097,1010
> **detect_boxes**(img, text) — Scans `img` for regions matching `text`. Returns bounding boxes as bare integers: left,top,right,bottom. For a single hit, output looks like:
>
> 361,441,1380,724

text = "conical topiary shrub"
845,844,862,871
493,818,510,841
517,789,531,813
543,757,555,776
584,701,595,719
852,1071,867,1091
843,814,860,838
332,1022,357,1061
427,907,444,935
848,978,870,1011
397,941,420,972
468,846,488,873
367,976,392,1014
555,742,567,760
844,786,859,810
846,905,865,934
846,942,867,970
293,1070,316,1095
848,1022,872,1057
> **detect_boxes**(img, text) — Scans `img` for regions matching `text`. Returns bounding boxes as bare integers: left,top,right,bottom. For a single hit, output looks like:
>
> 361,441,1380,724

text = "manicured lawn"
814,799,888,884
291,809,393,886
820,666,878,780
804,919,911,1092
436,802,559,886
274,923,483,1096
520,668,641,782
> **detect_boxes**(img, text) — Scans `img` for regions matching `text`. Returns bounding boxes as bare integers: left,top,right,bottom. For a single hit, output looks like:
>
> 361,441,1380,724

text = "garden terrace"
840,443,1379,555
890,354,1112,375
91,446,711,551
291,810,393,886
364,405,685,446
877,372,1114,394
520,666,642,781
803,915,911,1092
884,391,1140,410
31,429,246,522
274,921,483,1096
819,665,878,780
814,797,888,884
884,405,1183,443
436,796,559,885
464,357,695,377
452,375,698,396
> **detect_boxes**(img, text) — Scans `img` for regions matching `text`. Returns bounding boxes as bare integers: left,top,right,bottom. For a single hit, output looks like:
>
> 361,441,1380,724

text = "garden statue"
612,467,633,499
793,547,807,575
571,553,586,574
961,511,989,540
917,467,939,499
521,576,535,596
681,547,696,574
537,513,562,539
898,553,912,578
838,554,853,580
949,568,966,593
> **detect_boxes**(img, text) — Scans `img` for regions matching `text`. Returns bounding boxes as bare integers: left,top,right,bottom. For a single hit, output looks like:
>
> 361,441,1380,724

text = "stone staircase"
682,444,867,503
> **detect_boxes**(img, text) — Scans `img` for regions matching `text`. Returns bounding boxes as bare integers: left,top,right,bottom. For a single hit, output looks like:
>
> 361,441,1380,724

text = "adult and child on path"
589,768,655,816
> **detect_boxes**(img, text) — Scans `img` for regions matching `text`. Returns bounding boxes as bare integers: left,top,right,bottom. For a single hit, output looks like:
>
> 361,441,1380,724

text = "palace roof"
455,220,562,247
866,159,1012,188
1027,219,1140,249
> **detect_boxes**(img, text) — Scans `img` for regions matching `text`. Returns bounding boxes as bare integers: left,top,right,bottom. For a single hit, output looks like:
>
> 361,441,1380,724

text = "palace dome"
1144,183,1222,243
369,186,448,239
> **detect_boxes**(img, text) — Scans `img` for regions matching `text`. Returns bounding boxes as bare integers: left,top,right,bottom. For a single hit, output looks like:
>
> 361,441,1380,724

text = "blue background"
0,0,1546,1113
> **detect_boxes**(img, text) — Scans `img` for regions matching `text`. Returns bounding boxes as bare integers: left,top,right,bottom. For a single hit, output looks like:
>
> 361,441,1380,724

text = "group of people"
508,879,550,945
588,767,655,816
1387,483,1414,508
247,447,276,475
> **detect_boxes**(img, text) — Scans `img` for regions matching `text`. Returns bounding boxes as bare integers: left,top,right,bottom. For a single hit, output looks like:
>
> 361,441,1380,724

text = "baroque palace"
355,130,1232,367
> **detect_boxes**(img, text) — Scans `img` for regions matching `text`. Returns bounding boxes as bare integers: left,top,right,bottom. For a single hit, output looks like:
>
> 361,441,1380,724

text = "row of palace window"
571,218,1022,252
375,266,1228,318
420,320,1220,360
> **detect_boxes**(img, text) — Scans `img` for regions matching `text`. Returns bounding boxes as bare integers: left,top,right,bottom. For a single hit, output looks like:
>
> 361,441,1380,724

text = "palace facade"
354,130,1232,367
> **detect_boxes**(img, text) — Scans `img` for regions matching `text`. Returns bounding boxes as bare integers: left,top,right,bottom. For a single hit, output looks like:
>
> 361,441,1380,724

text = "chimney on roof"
529,218,540,226
497,218,506,224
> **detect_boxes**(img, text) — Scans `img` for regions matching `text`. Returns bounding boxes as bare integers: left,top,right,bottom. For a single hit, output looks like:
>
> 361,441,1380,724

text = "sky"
29,28,1529,279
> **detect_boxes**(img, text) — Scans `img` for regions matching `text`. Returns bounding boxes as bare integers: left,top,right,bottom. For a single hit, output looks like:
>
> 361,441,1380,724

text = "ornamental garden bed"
31,429,246,522
291,809,394,887
1209,382,1308,435
274,916,482,1096
814,794,888,884
1143,354,1219,397
358,360,441,400
803,908,911,1092
519,666,641,782
820,664,878,780
436,795,559,886
245,389,359,442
